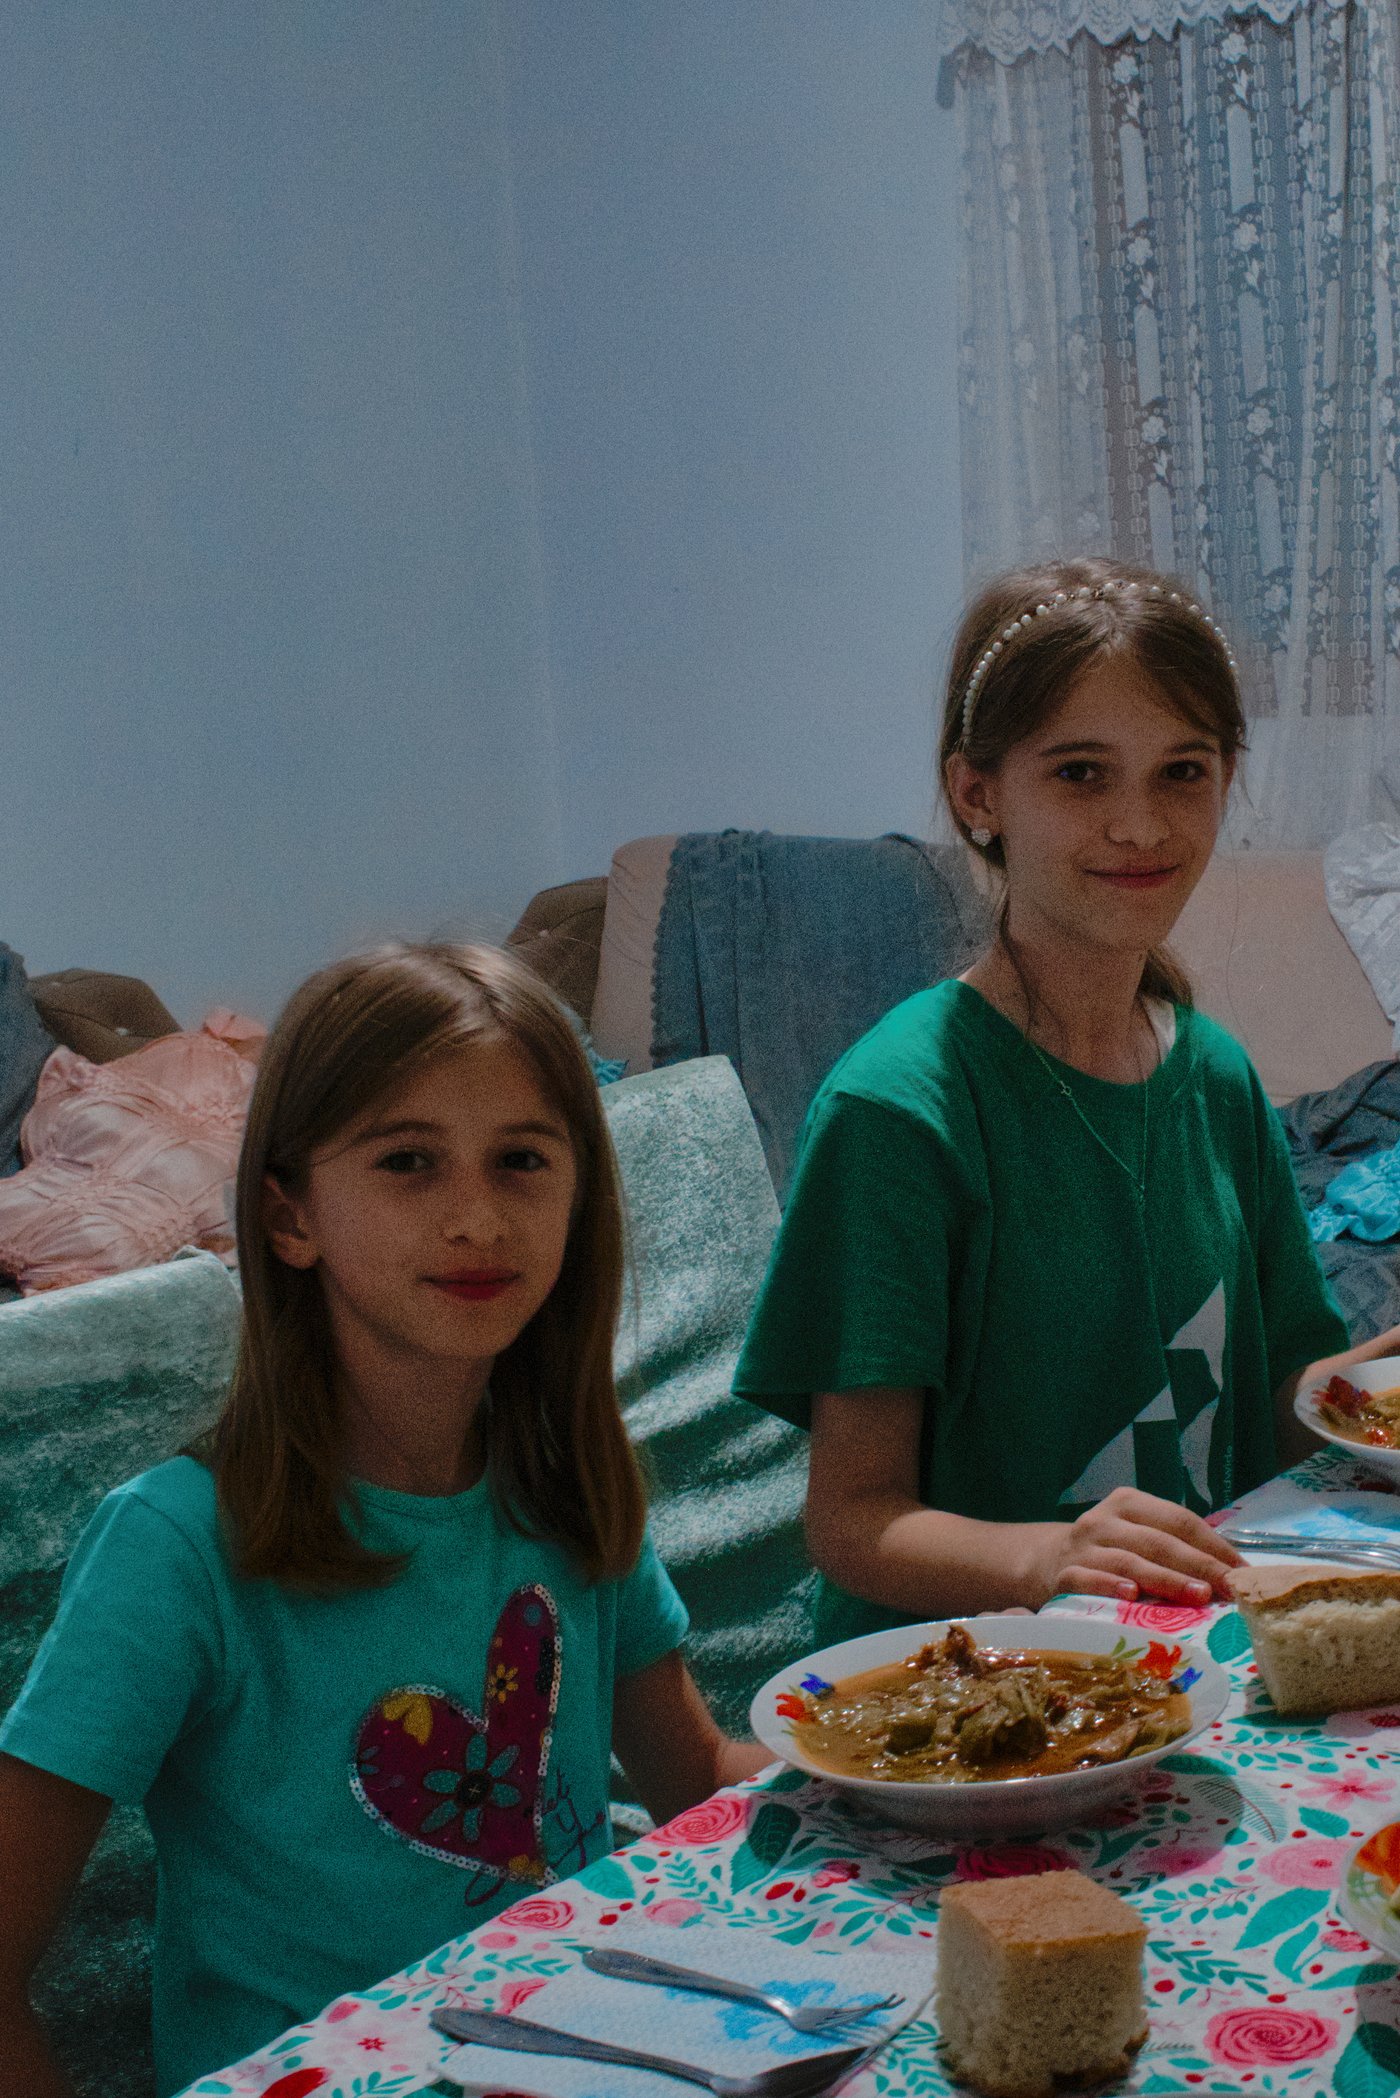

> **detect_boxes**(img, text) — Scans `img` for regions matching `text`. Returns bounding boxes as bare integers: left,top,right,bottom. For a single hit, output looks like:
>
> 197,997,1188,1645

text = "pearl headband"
959,580,1238,749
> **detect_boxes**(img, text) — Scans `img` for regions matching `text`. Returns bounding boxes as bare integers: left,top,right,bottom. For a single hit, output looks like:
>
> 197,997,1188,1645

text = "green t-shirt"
0,1456,687,2098
734,981,1348,1644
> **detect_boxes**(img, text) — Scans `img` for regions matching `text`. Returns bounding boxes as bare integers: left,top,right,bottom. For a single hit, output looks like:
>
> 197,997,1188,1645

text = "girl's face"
265,1035,579,1393
950,654,1233,960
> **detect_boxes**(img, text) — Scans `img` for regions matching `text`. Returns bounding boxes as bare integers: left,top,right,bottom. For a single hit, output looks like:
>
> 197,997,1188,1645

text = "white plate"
750,1612,1229,1840
1296,1356,1400,1484
1338,1821,1400,1963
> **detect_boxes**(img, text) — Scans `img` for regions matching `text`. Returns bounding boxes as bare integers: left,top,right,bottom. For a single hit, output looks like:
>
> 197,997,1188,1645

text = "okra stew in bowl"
750,1613,1228,1838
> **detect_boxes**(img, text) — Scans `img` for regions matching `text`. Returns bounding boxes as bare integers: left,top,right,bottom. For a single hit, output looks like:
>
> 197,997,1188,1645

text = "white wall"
500,2,963,877
2,5,962,1025
2,2,560,1024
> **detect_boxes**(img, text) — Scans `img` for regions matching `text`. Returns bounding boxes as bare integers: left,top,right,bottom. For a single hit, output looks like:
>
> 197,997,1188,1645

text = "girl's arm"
0,1753,112,2098
613,1651,770,1826
806,1386,1240,1612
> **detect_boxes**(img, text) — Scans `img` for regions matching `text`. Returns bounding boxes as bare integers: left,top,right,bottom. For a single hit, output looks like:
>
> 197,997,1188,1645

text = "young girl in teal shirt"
0,942,765,2098
737,557,1400,1644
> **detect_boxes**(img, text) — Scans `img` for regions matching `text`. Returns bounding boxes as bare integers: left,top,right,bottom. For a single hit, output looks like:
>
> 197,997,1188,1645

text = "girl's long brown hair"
197,942,646,1592
939,555,1247,1006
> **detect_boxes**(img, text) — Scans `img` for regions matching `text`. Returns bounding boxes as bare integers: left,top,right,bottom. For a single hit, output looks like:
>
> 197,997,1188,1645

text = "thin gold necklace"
1023,1008,1153,1202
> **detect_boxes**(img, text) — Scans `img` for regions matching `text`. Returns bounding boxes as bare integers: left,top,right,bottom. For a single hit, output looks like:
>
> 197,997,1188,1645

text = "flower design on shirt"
421,1734,523,1841
352,1585,563,1888
380,1690,435,1744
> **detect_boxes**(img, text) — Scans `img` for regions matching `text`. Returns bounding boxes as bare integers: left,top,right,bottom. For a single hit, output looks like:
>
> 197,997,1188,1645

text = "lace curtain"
952,0,1400,847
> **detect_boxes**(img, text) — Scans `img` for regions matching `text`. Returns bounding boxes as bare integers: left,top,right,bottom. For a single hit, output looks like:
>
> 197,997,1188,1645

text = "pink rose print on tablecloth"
657,1793,749,1845
646,1897,706,1925
1136,1840,1228,1880
1258,1839,1352,1888
1322,1923,1373,1953
811,1859,861,1888
495,1895,575,1932
1304,1771,1394,1808
498,1978,548,2014
1326,1707,1400,1739
1206,2006,1337,2065
956,1843,1072,1879
1118,1600,1213,1632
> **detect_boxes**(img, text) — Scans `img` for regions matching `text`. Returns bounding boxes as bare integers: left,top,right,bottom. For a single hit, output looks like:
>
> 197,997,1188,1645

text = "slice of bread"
936,1870,1147,2098
1228,1563,1400,1716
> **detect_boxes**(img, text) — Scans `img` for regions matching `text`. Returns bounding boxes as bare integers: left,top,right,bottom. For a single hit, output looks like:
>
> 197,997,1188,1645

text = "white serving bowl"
1296,1356,1400,1484
750,1612,1229,1840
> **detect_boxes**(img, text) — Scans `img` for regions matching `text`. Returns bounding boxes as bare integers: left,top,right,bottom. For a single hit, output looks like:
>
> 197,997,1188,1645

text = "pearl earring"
970,826,993,848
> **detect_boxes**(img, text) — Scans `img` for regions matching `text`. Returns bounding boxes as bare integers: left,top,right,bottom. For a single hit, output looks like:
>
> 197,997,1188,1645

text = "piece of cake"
1227,1563,1400,1716
936,1870,1146,2098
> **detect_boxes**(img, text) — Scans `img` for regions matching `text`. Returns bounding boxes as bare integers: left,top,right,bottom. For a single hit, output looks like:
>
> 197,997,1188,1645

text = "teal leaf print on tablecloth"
1299,1804,1351,1837
1337,2020,1400,2098
730,1802,799,1892
762,1766,811,1794
1275,1917,1323,1981
1207,1611,1253,1662
581,1854,634,1899
1236,1886,1328,1948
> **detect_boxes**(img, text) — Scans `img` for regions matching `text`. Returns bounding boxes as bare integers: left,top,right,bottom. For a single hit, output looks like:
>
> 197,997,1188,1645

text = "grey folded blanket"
651,830,989,1199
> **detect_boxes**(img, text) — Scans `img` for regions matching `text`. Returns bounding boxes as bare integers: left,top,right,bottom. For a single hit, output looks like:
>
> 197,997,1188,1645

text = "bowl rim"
1339,1818,1400,1962
749,1610,1228,1800
1295,1376,1400,1468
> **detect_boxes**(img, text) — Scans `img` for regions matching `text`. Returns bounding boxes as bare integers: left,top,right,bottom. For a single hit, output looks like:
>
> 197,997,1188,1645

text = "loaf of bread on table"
936,1870,1147,2098
1228,1563,1400,1716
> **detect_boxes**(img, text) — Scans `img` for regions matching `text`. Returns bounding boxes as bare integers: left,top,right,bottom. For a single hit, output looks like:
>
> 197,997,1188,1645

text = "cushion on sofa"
506,875,609,1027
0,1018,262,1294
1173,853,1393,1101
27,971,181,1065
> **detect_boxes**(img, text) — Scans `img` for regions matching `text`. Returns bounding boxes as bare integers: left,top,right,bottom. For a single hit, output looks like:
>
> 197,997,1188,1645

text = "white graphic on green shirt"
1057,1282,1226,1513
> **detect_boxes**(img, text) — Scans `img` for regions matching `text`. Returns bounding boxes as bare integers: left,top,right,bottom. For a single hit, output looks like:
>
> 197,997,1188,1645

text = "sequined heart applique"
351,1583,560,1886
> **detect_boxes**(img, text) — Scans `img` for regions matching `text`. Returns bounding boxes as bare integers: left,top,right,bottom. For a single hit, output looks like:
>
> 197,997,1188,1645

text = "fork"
583,1943,903,2032
1221,1528,1400,1568
430,2004,866,2096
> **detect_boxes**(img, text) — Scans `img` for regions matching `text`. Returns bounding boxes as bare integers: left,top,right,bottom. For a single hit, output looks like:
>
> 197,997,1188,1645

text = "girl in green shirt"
736,556,1400,1644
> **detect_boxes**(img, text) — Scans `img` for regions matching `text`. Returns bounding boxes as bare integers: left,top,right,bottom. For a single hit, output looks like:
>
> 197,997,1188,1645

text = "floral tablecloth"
181,1451,1400,2098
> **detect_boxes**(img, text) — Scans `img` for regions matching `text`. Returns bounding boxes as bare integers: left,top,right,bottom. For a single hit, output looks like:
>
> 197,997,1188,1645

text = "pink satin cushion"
0,1013,265,1294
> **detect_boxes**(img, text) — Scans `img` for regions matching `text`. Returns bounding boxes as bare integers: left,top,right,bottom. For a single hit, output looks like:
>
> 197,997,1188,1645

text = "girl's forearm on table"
806,1492,1062,1617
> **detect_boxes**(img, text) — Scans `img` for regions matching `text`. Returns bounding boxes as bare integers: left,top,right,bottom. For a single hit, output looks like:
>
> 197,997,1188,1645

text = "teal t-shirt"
0,1456,688,2097
734,981,1348,1642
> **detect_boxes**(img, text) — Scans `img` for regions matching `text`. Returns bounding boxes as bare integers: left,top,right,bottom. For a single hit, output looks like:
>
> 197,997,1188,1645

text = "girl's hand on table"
1030,1488,1243,1605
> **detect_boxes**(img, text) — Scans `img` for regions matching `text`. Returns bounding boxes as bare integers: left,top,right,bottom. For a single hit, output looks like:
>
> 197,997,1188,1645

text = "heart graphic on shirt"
350,1583,560,1886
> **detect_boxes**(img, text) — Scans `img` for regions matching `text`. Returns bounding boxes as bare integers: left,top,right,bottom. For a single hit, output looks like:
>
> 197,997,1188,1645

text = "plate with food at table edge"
751,1612,1228,1840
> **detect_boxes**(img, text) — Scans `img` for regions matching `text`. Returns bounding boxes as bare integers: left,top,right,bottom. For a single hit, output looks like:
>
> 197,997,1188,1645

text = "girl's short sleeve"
734,1087,967,1428
613,1526,690,1680
1254,1088,1351,1386
0,1483,223,1805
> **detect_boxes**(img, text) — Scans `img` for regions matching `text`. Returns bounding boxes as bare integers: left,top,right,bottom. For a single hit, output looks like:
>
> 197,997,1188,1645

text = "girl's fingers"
1087,1522,1235,1595
1110,1493,1243,1565
1081,1544,1218,1602
1056,1563,1137,1601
